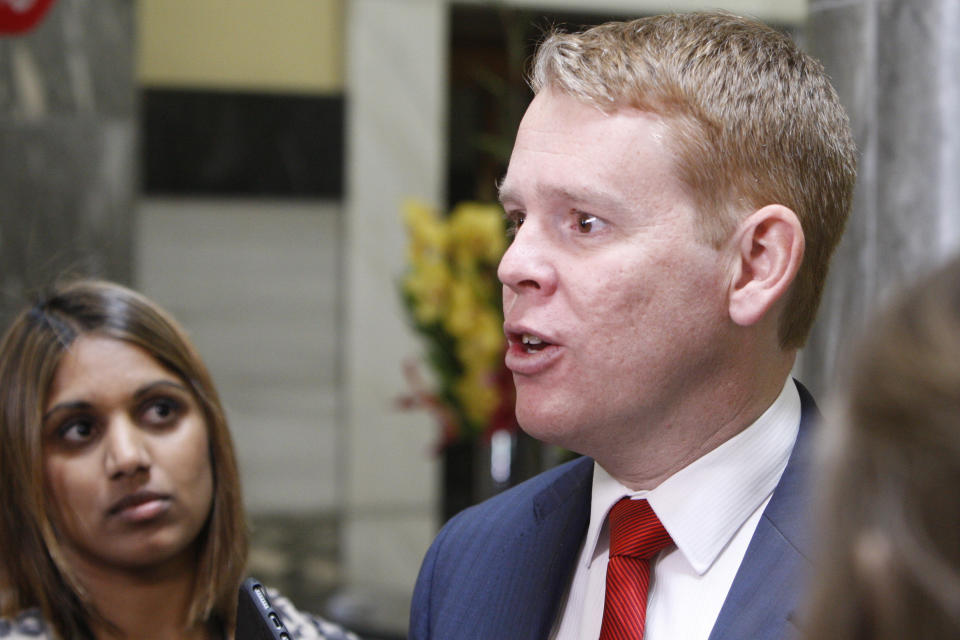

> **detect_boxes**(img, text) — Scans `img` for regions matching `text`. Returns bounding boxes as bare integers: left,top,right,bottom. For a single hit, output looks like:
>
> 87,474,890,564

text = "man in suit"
411,11,856,640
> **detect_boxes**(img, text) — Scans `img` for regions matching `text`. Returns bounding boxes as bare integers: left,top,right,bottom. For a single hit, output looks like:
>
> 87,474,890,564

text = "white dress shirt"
550,377,801,640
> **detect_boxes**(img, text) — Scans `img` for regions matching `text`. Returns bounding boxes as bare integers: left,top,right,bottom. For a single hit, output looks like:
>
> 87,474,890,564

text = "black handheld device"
236,577,293,640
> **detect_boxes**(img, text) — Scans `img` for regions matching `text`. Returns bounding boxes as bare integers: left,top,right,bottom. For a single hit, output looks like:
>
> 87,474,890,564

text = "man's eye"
575,212,603,233
506,212,525,236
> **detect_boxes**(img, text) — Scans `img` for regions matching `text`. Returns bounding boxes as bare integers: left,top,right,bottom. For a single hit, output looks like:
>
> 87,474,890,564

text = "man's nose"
104,419,150,479
497,221,557,297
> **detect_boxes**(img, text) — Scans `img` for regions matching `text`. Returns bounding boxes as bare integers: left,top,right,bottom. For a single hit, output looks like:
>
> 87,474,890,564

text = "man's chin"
515,408,586,452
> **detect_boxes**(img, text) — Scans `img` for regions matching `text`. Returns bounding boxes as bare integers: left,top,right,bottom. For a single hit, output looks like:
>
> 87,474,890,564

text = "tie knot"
608,498,672,560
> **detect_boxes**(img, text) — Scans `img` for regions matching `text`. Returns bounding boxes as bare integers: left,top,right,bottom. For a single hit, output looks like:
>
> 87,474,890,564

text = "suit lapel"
708,380,818,640
419,456,593,640
511,456,593,639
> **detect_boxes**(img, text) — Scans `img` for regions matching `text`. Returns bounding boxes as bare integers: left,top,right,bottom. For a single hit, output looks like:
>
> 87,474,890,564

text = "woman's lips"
108,491,171,522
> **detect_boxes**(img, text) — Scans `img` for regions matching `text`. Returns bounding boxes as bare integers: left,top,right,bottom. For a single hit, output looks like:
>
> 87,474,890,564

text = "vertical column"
0,0,135,325
801,0,960,393
343,0,445,599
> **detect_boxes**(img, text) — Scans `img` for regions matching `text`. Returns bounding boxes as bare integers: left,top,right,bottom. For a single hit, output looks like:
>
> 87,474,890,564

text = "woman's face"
42,334,214,574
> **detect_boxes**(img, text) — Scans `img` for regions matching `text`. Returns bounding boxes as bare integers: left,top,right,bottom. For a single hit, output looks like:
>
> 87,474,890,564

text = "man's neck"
593,355,795,491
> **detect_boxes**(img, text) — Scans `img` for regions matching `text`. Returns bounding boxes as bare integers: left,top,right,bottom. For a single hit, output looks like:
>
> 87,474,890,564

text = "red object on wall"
0,0,56,35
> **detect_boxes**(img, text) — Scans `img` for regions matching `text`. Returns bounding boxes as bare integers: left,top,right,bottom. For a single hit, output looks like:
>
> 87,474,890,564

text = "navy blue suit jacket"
410,381,818,640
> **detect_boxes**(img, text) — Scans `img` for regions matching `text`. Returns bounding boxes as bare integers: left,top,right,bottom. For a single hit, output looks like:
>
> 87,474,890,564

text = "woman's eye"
142,397,182,425
575,212,604,233
57,418,97,445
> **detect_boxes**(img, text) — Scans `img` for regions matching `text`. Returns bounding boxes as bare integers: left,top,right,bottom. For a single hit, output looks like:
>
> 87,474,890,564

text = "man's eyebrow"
498,182,624,211
548,185,621,208
496,177,514,205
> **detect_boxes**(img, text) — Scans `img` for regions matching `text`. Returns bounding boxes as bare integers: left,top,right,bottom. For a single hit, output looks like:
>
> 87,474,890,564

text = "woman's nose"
104,419,150,479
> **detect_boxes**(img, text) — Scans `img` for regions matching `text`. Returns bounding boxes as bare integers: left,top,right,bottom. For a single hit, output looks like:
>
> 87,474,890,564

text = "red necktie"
598,498,673,640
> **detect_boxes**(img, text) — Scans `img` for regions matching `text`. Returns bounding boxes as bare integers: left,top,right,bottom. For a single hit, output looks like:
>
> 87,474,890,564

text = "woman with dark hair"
804,257,960,639
0,279,355,639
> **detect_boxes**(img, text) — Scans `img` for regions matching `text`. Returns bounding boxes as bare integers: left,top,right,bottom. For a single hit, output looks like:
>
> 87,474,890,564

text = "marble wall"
0,0,135,323
342,0,445,604
801,0,960,395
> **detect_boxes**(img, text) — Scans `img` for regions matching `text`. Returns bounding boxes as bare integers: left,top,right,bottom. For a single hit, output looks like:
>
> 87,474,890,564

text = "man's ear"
728,204,804,327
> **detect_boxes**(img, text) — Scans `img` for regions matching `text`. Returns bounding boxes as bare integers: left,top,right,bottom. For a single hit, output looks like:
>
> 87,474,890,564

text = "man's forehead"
499,111,685,212
510,94,677,159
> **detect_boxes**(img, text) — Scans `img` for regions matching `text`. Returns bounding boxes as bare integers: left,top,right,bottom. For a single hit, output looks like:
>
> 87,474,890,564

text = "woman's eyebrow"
132,380,189,401
43,380,189,423
42,400,92,423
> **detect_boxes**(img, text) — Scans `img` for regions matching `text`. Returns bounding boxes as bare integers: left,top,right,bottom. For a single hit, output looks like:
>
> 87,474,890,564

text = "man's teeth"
521,333,548,352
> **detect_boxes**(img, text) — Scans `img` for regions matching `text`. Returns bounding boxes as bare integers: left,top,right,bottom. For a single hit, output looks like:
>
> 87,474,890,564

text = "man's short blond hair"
530,12,857,349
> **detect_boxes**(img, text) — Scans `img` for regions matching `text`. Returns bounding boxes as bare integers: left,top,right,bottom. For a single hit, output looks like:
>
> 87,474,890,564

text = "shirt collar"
585,377,801,574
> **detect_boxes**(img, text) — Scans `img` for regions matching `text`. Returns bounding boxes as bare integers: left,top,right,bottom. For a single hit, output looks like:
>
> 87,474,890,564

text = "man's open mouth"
521,333,551,353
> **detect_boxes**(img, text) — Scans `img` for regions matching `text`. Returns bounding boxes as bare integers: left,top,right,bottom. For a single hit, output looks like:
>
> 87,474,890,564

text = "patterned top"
0,588,358,640
268,589,358,640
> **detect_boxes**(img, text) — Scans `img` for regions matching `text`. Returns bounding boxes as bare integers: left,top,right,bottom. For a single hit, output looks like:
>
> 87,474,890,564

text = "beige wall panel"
135,198,343,513
137,0,344,92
